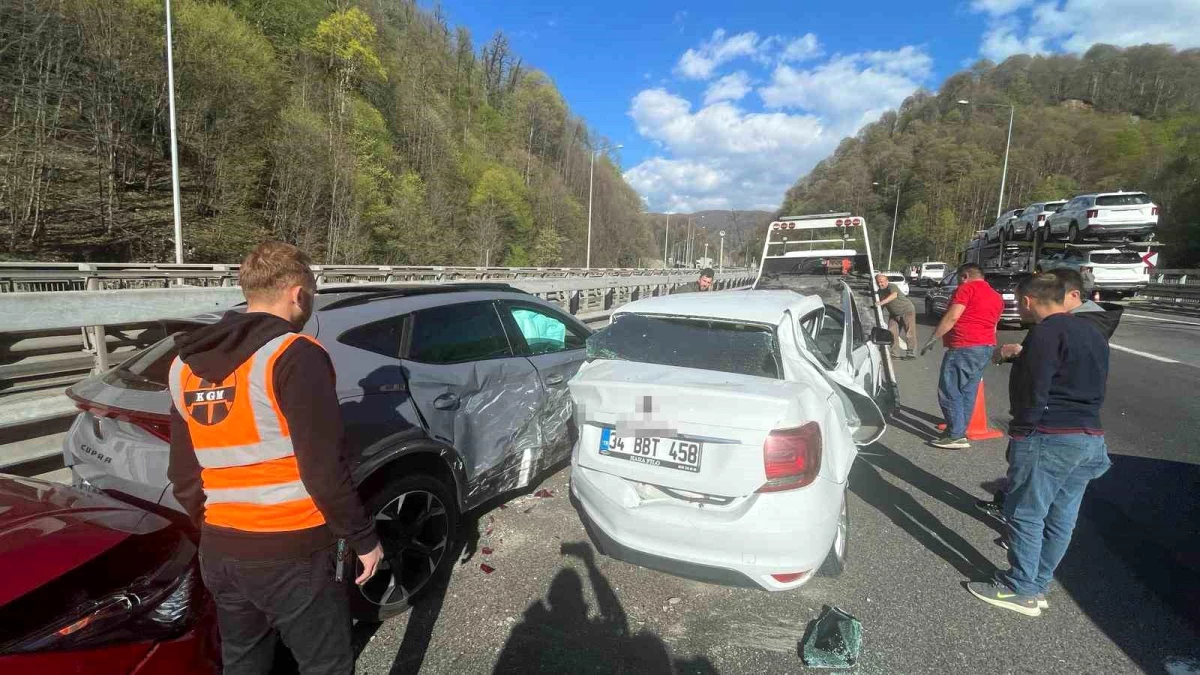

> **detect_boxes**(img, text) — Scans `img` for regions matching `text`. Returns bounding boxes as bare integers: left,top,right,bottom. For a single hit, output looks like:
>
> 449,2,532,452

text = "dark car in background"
0,475,217,674
62,284,591,621
924,269,1028,327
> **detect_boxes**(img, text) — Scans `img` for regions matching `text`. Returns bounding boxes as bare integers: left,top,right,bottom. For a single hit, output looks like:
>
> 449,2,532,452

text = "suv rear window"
925,264,945,270
588,314,781,379
102,336,181,391
1096,194,1151,206
1090,252,1143,264
1044,201,1066,211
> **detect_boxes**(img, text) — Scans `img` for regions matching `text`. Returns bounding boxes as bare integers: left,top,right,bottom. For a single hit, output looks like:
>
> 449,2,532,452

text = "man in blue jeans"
921,263,1003,449
967,273,1111,616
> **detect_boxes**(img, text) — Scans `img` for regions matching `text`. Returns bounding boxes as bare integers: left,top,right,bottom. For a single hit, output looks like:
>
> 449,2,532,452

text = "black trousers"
199,544,353,675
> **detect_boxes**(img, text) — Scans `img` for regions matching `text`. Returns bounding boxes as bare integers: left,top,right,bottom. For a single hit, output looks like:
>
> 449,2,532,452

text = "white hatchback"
568,288,888,591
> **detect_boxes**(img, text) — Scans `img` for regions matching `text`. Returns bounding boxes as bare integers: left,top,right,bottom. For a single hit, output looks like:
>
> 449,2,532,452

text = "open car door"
810,285,888,447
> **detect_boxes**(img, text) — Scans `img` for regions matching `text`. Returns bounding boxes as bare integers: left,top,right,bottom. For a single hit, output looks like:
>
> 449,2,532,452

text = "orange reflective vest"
169,333,326,532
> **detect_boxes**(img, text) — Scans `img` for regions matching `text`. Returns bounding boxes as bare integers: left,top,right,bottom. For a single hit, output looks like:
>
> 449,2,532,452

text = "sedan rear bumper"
569,461,841,591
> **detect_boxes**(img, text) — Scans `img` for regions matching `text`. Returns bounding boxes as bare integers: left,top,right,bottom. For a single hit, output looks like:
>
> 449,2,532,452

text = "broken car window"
587,314,781,379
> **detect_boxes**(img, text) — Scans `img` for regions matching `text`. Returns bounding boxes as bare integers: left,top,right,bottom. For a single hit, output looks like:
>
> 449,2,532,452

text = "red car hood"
0,475,171,607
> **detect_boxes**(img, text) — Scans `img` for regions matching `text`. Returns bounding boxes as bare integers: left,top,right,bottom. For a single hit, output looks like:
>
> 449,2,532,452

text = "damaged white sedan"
568,288,892,591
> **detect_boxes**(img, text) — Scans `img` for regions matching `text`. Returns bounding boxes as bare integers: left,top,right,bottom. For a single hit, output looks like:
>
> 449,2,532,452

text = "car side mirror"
870,327,894,346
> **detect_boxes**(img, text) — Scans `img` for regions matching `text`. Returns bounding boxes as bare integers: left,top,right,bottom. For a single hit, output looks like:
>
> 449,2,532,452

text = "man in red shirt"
920,263,1003,448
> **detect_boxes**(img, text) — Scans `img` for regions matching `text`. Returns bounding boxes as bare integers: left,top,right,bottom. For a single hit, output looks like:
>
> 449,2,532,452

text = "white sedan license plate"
598,429,702,473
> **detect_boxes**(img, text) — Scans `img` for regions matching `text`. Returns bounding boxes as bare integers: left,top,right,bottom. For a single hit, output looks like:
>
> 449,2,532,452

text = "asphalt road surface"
352,297,1200,675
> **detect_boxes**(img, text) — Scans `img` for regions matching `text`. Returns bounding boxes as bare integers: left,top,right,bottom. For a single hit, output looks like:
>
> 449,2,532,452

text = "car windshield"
1096,194,1151,206
587,314,781,379
1090,252,1143,264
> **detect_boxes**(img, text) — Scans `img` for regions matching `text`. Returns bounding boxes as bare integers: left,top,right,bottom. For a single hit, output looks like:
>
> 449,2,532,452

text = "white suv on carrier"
1045,192,1158,242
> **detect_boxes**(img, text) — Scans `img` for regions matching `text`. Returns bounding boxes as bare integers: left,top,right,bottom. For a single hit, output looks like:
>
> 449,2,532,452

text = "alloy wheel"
358,489,450,609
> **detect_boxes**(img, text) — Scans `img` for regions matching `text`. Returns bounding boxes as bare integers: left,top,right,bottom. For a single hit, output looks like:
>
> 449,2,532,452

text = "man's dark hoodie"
167,311,378,560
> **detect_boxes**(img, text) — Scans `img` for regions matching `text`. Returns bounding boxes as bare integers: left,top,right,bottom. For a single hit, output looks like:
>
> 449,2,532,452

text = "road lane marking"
1123,312,1200,327
1109,343,1181,364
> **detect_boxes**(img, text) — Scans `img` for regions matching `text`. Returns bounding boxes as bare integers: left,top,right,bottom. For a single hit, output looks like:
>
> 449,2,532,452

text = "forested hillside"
0,0,653,266
780,45,1200,268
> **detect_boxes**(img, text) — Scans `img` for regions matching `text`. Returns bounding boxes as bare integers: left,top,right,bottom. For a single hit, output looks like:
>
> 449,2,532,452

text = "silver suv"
63,284,590,620
985,208,1024,242
1011,200,1067,240
1045,191,1159,242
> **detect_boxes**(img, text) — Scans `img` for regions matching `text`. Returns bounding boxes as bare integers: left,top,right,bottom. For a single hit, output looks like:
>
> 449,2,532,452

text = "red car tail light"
1151,206,1159,216
759,422,822,492
771,571,811,583
67,391,171,442
1037,214,1046,222
1086,209,1098,218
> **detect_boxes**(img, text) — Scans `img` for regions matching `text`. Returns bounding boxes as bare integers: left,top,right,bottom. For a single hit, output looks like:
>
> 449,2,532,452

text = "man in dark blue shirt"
967,273,1112,617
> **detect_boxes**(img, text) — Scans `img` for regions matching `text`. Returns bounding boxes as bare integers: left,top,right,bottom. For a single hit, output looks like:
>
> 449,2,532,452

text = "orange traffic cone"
936,381,1005,441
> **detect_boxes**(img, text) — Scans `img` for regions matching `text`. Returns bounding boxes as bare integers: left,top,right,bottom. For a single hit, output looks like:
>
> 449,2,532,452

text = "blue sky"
424,0,1200,212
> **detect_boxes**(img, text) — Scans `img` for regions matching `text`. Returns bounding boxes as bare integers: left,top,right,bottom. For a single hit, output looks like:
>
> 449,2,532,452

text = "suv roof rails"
317,282,528,311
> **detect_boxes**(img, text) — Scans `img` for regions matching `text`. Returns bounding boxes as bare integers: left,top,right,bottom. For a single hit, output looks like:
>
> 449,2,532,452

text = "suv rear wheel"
1068,223,1081,243
351,473,458,621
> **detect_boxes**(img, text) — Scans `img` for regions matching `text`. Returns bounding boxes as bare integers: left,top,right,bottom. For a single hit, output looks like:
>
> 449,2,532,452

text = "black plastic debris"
801,606,862,669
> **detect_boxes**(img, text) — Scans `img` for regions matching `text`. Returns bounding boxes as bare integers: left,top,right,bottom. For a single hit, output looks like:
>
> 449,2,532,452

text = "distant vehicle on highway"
1037,247,1149,297
881,271,910,296
62,284,590,621
0,475,217,673
1011,200,1068,240
925,268,1027,327
1045,191,1158,242
568,290,890,591
916,261,947,286
985,208,1025,242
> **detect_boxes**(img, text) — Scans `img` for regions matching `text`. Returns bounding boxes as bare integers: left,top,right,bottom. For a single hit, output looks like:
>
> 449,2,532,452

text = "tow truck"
752,213,899,416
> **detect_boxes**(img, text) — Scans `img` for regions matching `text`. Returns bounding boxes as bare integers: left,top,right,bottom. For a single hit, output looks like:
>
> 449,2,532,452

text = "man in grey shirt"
875,274,917,359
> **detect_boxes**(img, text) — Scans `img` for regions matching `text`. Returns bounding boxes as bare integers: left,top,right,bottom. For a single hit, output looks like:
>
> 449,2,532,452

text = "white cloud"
703,71,753,105
980,19,1050,61
759,47,931,117
625,89,837,211
676,29,762,80
781,33,823,62
973,0,1200,62
629,37,931,211
970,0,1033,16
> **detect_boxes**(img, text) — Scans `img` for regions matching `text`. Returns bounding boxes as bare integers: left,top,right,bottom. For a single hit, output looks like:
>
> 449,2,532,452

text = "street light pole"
958,100,1014,219
663,214,669,268
998,105,1014,220
586,143,623,269
165,0,183,264
718,230,725,272
889,185,901,270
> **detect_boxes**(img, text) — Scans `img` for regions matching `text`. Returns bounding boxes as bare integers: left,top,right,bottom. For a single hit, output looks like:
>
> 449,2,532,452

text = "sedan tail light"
758,422,822,492
68,391,171,442
1086,209,1099,218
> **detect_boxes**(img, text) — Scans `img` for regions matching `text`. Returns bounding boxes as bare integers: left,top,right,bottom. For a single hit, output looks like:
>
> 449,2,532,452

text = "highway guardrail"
1139,269,1200,307
0,269,755,474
